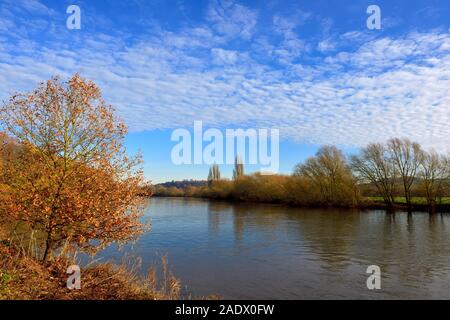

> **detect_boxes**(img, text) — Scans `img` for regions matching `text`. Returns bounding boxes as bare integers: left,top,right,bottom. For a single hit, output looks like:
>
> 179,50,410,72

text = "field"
366,197,450,205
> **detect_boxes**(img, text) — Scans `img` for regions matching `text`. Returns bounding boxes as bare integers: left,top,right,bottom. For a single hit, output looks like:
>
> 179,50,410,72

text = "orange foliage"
0,75,148,261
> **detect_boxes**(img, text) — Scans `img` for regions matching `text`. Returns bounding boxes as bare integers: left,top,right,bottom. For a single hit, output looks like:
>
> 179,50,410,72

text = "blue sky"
0,0,449,182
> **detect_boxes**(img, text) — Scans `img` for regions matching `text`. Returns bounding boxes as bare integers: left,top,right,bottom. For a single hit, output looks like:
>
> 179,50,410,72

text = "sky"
0,0,449,183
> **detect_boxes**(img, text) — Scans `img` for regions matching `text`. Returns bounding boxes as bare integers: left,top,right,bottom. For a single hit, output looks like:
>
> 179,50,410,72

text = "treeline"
352,138,450,211
155,139,450,212
157,180,208,189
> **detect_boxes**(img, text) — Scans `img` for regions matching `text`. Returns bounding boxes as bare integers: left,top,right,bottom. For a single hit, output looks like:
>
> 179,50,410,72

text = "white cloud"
317,39,335,52
207,0,258,40
1,1,449,152
16,0,56,15
211,48,239,65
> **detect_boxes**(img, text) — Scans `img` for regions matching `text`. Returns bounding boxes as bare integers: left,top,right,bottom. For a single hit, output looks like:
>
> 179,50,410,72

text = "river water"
96,197,450,299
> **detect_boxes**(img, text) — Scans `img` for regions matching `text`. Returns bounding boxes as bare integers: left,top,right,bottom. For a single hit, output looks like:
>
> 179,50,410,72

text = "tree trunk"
403,183,412,213
42,234,53,262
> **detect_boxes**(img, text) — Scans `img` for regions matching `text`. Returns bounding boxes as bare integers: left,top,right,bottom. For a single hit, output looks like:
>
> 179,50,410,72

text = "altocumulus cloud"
0,0,449,150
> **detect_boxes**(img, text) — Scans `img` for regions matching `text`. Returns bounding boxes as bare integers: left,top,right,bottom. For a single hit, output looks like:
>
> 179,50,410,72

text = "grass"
0,220,221,300
0,225,221,300
0,241,185,300
365,196,450,205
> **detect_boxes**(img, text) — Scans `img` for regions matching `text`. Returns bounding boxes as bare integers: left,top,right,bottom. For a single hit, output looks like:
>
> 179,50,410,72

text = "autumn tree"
0,75,148,261
0,132,12,187
387,138,423,212
0,132,18,228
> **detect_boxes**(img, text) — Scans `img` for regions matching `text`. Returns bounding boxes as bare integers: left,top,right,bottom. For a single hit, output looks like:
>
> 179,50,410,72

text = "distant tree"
294,146,356,205
351,143,397,210
138,182,154,197
387,138,424,211
0,74,148,261
208,164,221,187
232,155,244,180
419,150,450,209
207,179,233,199
158,179,208,189
166,186,184,197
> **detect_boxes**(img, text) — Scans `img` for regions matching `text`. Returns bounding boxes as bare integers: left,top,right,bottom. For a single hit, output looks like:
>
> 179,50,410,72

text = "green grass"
0,270,12,284
366,196,450,205
0,269,13,298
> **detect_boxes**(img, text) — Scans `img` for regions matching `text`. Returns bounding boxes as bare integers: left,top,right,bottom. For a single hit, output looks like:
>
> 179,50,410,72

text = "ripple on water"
95,198,450,299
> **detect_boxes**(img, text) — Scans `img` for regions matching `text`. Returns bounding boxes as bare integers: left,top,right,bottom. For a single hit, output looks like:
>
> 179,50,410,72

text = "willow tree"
0,75,148,261
351,143,397,210
294,146,356,205
419,150,450,209
387,138,423,212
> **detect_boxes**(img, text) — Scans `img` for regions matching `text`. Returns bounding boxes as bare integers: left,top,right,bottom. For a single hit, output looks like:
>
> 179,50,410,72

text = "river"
96,197,450,299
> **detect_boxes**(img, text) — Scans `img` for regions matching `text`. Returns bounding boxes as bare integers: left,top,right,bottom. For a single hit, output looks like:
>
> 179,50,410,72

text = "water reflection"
97,197,450,299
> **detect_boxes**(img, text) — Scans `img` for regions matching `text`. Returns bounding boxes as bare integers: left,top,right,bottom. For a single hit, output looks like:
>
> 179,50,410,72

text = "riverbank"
152,193,450,213
153,173,450,213
0,242,182,300
359,199,450,213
